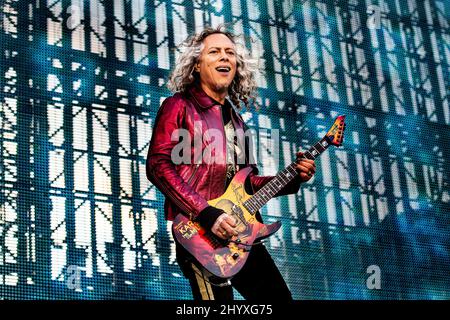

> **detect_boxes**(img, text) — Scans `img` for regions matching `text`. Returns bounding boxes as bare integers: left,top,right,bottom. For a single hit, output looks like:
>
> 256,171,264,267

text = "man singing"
146,26,316,300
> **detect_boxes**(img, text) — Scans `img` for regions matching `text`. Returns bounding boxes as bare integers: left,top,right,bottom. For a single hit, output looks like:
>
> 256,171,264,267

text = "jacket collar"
188,83,222,109
188,84,245,130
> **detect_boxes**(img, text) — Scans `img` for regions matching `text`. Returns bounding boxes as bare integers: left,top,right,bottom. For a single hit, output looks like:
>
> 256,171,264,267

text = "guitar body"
172,167,281,278
172,115,346,279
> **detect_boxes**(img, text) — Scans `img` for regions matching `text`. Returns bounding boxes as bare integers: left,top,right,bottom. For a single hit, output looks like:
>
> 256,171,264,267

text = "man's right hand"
195,205,238,240
211,213,238,240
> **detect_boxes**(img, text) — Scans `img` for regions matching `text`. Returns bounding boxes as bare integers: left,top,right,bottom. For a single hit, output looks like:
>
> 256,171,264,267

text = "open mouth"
216,66,231,74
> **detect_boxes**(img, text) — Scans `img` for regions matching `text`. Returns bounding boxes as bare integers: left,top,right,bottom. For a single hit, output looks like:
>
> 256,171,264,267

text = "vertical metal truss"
0,0,52,298
0,0,449,299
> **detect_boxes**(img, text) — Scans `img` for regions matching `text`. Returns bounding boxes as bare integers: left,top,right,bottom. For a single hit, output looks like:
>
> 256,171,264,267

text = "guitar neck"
243,137,331,213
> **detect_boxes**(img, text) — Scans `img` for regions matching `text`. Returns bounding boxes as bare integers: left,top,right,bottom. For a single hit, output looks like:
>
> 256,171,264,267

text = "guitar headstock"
325,115,346,146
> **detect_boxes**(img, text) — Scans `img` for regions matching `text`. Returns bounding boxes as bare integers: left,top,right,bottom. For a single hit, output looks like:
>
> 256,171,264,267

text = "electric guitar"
173,115,346,278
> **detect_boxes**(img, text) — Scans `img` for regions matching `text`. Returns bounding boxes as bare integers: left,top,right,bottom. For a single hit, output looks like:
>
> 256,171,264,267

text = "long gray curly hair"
167,26,258,109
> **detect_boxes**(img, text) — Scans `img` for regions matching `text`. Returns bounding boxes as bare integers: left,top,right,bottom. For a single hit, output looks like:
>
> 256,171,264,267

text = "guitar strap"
222,101,238,187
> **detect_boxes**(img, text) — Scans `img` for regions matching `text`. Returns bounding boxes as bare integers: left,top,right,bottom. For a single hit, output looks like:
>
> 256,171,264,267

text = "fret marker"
321,141,328,147
312,149,318,155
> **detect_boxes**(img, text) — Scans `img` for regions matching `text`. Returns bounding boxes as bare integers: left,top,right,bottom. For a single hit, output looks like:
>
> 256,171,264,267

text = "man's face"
195,33,237,94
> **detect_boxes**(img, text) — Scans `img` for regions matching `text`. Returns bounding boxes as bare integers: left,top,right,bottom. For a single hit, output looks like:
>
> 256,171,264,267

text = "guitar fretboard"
243,137,331,213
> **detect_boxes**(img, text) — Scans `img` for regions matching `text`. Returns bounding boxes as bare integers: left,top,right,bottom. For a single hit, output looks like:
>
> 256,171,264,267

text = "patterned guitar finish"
173,115,346,278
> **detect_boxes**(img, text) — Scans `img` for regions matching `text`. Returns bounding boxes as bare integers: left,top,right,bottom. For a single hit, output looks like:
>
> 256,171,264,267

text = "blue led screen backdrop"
0,0,449,299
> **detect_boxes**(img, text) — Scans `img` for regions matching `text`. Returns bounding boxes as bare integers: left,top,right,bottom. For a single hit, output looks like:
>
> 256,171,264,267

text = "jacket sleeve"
146,96,209,219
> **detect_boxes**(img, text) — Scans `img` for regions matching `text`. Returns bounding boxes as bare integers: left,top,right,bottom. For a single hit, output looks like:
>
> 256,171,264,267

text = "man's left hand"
295,151,316,182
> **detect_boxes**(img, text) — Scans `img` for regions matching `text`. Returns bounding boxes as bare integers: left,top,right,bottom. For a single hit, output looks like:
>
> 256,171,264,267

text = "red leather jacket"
146,84,301,221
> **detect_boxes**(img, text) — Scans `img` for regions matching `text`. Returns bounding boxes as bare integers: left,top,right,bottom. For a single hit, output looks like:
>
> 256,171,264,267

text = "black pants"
175,241,293,301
